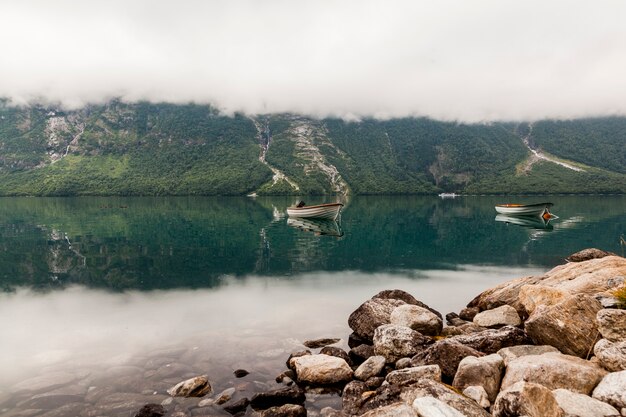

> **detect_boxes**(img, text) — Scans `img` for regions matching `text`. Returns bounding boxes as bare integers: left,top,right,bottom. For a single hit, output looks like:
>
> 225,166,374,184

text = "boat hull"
495,202,553,216
286,203,343,220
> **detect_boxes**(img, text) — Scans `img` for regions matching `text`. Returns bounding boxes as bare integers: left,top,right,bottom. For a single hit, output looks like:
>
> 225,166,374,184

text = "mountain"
0,100,624,195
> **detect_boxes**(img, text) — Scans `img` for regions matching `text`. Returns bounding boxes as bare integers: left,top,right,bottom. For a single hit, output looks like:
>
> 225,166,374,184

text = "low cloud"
1,0,626,122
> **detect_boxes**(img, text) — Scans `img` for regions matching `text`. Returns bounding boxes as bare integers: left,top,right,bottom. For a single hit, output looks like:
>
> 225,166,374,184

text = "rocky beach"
3,248,626,417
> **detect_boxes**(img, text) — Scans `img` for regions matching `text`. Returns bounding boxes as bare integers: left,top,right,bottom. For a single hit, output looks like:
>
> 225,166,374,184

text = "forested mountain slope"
0,100,624,195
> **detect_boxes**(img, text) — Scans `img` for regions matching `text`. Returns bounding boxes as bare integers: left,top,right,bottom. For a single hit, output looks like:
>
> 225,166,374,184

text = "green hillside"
0,100,624,195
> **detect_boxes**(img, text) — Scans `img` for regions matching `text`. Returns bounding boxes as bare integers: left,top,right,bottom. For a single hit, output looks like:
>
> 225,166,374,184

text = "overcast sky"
1,0,625,122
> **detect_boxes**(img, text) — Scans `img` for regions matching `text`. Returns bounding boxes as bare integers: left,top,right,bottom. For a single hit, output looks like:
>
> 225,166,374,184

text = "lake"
0,195,624,416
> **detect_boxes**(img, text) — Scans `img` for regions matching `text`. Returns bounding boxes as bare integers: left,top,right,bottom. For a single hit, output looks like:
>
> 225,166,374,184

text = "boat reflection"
287,217,344,237
495,214,554,230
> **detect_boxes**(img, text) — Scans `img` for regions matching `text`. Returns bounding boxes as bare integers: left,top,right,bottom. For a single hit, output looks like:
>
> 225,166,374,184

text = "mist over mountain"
0,100,624,196
2,0,626,122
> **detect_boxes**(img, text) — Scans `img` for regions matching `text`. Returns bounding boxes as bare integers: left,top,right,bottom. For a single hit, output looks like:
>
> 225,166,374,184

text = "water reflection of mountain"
0,196,624,291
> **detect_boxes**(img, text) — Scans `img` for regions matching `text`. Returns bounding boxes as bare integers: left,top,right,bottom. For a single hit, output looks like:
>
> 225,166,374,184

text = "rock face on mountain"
1,102,626,196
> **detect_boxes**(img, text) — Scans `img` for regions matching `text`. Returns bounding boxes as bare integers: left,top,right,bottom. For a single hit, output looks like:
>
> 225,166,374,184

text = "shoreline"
3,248,625,416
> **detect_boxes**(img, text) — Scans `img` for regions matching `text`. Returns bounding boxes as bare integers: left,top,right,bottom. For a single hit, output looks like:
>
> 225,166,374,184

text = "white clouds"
1,0,625,121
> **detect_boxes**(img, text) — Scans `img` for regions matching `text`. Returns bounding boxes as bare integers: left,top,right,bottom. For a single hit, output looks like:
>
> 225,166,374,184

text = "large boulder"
390,304,443,336
539,256,626,295
496,344,559,366
349,298,406,340
472,305,521,328
373,289,443,319
592,370,626,410
385,365,441,385
594,339,626,372
492,381,564,417
166,375,212,397
467,256,626,317
452,354,504,402
410,339,484,381
354,356,386,381
552,388,620,417
518,284,570,315
501,352,607,395
448,325,530,354
597,309,626,342
373,324,432,363
524,294,602,357
467,274,541,316
291,354,353,385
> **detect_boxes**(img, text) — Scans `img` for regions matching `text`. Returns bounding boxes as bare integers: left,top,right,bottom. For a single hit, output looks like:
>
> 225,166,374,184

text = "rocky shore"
4,248,626,417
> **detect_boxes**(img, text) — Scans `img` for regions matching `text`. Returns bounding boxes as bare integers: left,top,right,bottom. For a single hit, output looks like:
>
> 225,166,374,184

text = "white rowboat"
286,203,343,220
494,202,553,217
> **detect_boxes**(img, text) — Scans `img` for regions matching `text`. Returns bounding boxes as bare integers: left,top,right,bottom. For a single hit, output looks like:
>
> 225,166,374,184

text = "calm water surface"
0,195,624,415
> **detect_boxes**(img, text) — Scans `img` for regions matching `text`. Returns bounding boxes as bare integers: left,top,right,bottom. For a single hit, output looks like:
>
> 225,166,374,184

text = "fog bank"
1,0,625,122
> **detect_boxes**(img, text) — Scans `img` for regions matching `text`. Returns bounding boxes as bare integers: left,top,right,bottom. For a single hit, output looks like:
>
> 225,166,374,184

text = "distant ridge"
0,100,624,196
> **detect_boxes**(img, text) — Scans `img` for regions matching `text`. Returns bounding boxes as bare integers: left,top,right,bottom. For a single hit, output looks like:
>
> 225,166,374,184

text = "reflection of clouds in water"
0,266,546,388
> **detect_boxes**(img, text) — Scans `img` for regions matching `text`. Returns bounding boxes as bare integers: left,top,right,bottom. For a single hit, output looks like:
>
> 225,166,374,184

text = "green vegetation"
0,100,624,195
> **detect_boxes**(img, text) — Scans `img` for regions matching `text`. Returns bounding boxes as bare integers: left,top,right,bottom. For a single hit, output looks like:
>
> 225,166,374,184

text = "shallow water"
0,195,624,416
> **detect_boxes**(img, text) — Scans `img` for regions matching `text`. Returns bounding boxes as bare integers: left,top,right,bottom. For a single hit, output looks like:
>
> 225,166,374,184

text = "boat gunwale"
287,203,344,210
495,202,554,208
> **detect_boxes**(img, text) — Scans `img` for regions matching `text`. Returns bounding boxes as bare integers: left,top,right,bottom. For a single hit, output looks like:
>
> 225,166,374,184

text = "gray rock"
361,402,417,417
525,294,603,358
291,354,353,384
595,339,626,372
215,387,236,405
459,307,480,321
412,396,467,417
385,365,441,385
463,386,490,409
320,346,352,365
399,379,490,417
502,352,607,395
259,404,306,417
448,325,530,354
365,376,385,389
493,381,564,417
410,339,483,381
553,388,620,417
592,370,626,410
395,357,412,369
354,356,386,381
597,309,626,342
452,354,503,402
497,344,560,366
167,376,212,397
349,344,375,363
390,304,443,336
250,386,305,410
303,338,341,349
473,305,521,328
134,403,166,417
373,324,432,363
349,297,407,340
566,248,616,262
223,397,249,414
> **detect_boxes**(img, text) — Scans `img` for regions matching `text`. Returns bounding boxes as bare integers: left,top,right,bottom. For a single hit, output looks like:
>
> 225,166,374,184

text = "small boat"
286,202,343,220
287,218,344,237
438,193,458,198
495,202,553,218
